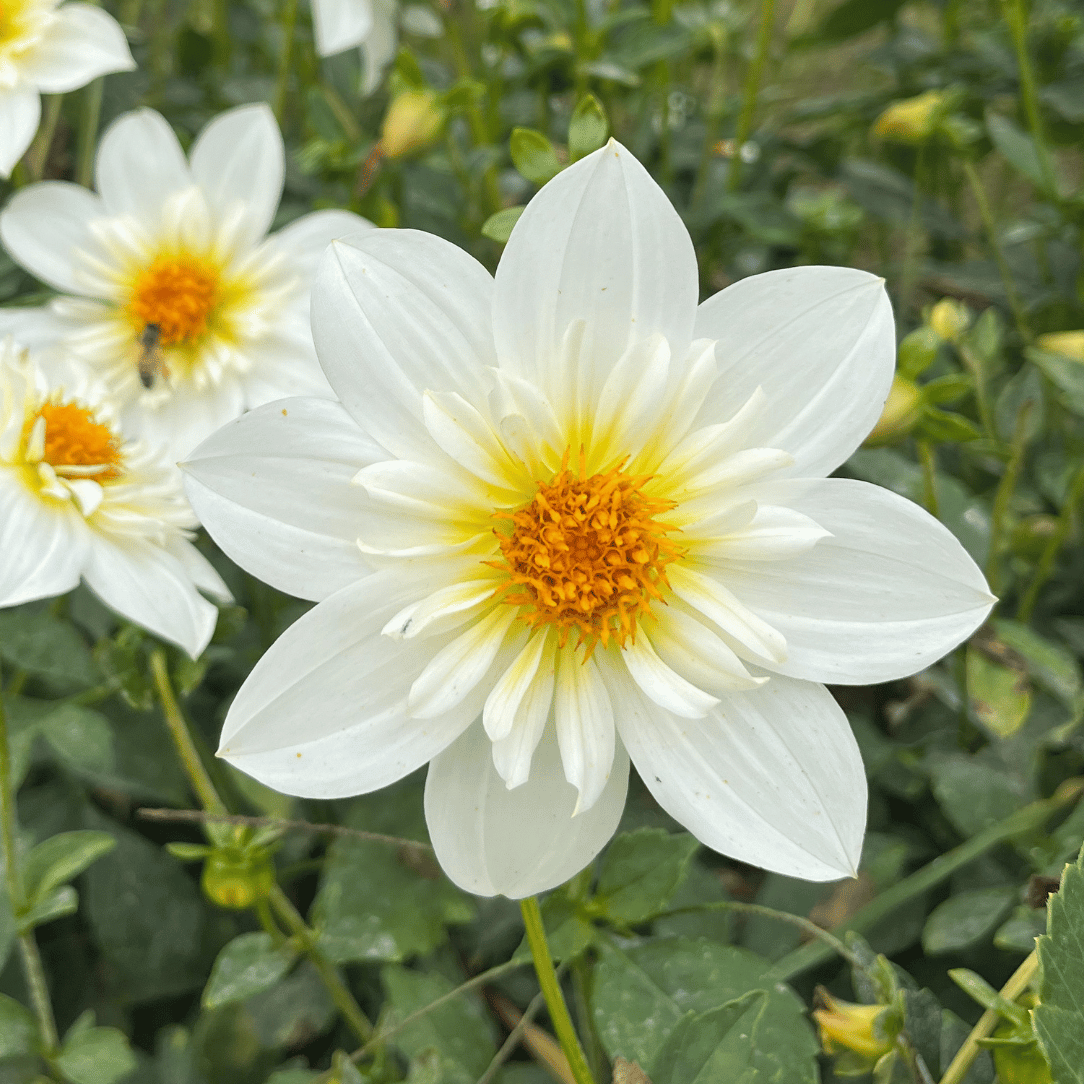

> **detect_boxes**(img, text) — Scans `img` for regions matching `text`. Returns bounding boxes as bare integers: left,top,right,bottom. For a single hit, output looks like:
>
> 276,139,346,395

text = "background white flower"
0,337,229,656
0,103,373,458
182,141,994,899
311,0,397,96
0,0,134,178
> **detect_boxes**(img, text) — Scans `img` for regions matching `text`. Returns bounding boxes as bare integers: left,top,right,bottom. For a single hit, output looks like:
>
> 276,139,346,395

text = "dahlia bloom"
311,0,397,95
0,337,228,656
0,104,372,458
183,141,994,897
0,0,134,178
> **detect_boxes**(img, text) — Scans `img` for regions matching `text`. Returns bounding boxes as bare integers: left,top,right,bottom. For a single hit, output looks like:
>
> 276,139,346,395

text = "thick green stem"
273,0,300,125
939,950,1038,1084
986,401,1032,598
769,781,1082,981
26,95,64,181
1,665,61,1058
75,78,104,189
727,0,776,192
918,441,940,518
150,650,228,817
520,896,596,1084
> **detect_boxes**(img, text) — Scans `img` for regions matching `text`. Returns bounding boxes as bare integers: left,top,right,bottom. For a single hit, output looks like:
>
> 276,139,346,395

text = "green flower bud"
201,846,275,910
813,992,893,1059
898,325,942,379
865,374,923,445
379,89,446,160
1036,330,1084,363
872,90,949,144
929,298,971,343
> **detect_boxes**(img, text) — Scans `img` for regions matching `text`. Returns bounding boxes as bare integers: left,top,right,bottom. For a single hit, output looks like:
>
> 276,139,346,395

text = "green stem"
520,897,596,1084
1017,462,1084,622
769,781,1082,981
958,343,997,440
727,0,776,192
27,95,64,182
918,441,940,518
1,665,61,1058
150,650,228,817
268,885,374,1044
75,78,104,189
273,0,300,126
999,0,1058,200
962,159,1031,339
986,401,1032,598
939,950,1038,1084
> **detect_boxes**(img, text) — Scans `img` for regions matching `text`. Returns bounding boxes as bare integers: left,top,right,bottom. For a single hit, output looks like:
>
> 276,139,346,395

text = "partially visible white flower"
182,141,994,899
0,0,134,177
0,336,229,656
311,0,397,95
0,103,373,458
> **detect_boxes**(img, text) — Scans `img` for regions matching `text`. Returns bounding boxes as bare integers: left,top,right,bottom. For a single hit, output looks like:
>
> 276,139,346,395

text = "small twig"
478,987,550,1084
136,807,433,852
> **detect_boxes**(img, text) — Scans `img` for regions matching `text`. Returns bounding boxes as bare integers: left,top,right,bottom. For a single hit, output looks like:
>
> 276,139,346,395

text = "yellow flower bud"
201,847,275,910
929,298,971,343
812,994,893,1059
379,89,446,160
1036,330,1084,363
865,374,923,445
872,90,948,144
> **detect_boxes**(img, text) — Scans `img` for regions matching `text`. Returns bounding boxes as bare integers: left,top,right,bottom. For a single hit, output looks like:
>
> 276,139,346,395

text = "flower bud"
872,90,948,144
1036,330,1084,363
897,325,941,379
201,847,275,910
929,298,971,343
379,89,446,160
812,993,893,1059
991,1042,1053,1084
865,374,923,445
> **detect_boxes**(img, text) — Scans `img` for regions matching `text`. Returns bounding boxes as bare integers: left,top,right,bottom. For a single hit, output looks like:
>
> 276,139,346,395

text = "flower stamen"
129,255,220,346
24,400,123,481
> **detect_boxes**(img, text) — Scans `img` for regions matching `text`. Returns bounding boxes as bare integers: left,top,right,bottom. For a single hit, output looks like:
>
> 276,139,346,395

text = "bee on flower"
182,141,994,898
0,337,229,656
0,0,135,178
0,103,373,459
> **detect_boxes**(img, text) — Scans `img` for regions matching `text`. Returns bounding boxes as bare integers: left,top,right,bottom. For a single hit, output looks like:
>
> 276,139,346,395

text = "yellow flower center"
29,400,123,481
493,451,682,652
129,256,220,346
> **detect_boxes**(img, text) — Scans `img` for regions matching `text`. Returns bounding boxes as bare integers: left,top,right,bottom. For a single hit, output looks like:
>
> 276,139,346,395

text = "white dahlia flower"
0,0,134,178
0,337,228,656
311,0,397,95
0,103,372,458
182,141,994,898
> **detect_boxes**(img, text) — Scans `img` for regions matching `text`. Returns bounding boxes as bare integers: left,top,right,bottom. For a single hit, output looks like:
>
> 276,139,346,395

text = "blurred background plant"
3,0,1084,1081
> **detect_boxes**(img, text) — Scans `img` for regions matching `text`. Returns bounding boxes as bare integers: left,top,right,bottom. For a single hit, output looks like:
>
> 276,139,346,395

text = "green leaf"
922,374,973,406
247,961,336,1049
568,94,609,161
39,705,116,780
917,408,982,444
985,112,1052,195
20,885,79,931
649,992,768,1083
929,756,1027,838
993,906,1046,954
481,206,525,243
993,619,1083,709
56,1025,138,1084
381,966,497,1084
1030,348,1084,418
166,842,212,862
0,609,98,687
922,887,1016,954
1035,845,1084,1082
590,937,817,1079
513,890,594,964
811,0,906,43
595,829,699,925
202,933,298,1009
966,646,1032,738
0,993,38,1058
22,830,116,906
510,128,562,184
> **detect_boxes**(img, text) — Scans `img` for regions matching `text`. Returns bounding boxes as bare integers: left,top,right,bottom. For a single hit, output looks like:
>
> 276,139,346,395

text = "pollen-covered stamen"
492,449,683,652
129,255,220,345
24,400,123,481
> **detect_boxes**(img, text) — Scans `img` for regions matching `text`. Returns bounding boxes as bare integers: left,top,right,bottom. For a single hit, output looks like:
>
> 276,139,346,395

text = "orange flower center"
493,451,682,652
129,256,220,346
31,401,123,481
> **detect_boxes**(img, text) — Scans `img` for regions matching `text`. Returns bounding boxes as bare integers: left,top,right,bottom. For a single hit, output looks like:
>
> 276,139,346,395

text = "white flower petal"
555,647,616,813
425,721,629,898
697,504,831,562
592,334,671,467
384,578,498,640
483,628,551,742
358,0,397,94
82,537,219,658
0,89,40,179
408,605,520,718
95,108,190,220
166,537,233,603
611,674,866,881
493,141,698,411
271,208,375,282
311,0,374,56
0,473,86,605
0,182,105,294
19,3,135,93
422,390,519,490
649,606,764,694
311,230,496,459
219,572,481,797
694,267,895,478
188,104,284,253
621,633,720,718
724,478,995,684
183,397,381,602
